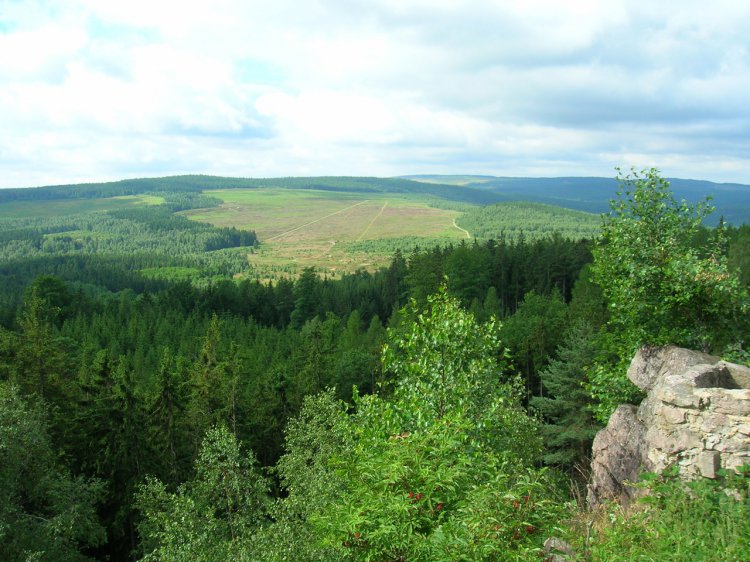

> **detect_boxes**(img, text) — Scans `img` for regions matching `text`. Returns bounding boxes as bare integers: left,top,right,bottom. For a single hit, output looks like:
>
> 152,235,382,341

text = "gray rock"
718,361,750,389
627,346,719,392
587,405,647,507
589,346,750,508
697,450,721,478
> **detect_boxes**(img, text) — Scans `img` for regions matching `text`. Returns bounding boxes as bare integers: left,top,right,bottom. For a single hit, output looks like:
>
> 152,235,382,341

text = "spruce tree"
530,321,600,471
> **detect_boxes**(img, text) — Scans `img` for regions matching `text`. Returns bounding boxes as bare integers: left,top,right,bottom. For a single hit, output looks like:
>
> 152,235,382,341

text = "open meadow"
183,188,469,278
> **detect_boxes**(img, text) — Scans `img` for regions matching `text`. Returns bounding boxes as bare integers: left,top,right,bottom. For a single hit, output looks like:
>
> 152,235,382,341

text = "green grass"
570,467,750,561
115,194,166,206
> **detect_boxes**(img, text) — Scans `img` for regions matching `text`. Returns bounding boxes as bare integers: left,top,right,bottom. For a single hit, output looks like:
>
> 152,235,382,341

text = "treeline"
457,201,601,241
0,175,505,206
0,203,256,263
6,173,750,224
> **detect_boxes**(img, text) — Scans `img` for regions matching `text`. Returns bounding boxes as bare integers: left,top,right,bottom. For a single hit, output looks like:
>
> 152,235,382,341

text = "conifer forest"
1,170,749,561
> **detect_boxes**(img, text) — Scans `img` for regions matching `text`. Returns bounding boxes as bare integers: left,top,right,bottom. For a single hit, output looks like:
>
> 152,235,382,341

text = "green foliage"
530,321,601,470
69,354,150,554
445,241,491,306
136,425,271,562
290,267,321,328
568,263,608,328
727,224,750,287
383,288,517,426
0,382,106,561
585,466,750,560
592,167,745,351
11,286,73,403
252,390,350,562
0,214,599,560
0,197,256,291
146,349,191,485
457,201,600,241
589,168,747,421
586,332,646,423
261,291,566,561
436,469,570,561
314,401,566,561
499,290,569,397
342,236,453,256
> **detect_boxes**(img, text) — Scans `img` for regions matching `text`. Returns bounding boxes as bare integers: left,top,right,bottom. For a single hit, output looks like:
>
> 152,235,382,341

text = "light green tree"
0,382,106,561
136,425,270,562
260,290,567,561
588,168,747,420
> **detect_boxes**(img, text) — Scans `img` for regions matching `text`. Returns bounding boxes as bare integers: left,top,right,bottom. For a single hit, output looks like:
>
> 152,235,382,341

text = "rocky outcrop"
588,346,750,507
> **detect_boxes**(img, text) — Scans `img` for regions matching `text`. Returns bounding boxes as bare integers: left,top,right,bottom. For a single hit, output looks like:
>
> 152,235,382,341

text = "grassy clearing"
183,189,468,278
114,194,166,206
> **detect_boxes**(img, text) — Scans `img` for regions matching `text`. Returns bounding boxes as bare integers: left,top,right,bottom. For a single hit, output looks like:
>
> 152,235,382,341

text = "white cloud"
1,0,749,187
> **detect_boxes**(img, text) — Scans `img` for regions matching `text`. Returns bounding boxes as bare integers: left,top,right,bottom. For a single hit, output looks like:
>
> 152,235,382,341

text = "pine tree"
14,287,72,403
147,349,191,485
290,268,320,329
0,382,106,561
530,321,600,471
187,314,234,450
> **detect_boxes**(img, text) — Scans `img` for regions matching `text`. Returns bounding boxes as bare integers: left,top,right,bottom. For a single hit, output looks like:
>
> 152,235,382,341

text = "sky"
1,0,749,188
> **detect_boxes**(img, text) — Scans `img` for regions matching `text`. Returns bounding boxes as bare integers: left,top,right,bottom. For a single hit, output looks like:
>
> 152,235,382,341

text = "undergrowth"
569,465,750,561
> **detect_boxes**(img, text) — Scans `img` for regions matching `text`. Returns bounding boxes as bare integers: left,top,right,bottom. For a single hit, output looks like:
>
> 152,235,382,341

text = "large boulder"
588,405,646,506
588,346,750,508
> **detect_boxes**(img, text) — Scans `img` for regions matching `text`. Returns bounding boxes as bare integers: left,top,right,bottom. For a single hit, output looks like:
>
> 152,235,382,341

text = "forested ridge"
1,170,749,560
6,172,750,222
0,175,505,207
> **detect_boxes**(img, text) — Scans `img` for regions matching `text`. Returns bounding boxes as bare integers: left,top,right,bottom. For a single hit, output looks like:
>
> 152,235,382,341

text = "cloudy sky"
1,0,749,188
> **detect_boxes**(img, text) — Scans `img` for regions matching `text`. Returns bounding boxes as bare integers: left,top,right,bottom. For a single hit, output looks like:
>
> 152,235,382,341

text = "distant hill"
4,173,750,224
0,175,506,207
403,175,750,225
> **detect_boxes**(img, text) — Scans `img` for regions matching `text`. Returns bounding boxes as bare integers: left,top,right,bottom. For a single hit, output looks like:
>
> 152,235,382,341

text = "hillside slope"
405,175,750,224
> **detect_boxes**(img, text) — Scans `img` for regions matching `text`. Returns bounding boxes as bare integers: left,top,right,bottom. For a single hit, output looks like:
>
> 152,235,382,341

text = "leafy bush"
0,382,106,561
255,290,573,561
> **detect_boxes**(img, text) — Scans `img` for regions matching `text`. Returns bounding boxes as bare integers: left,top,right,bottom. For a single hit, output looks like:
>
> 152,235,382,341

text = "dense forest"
456,202,600,241
1,170,749,561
